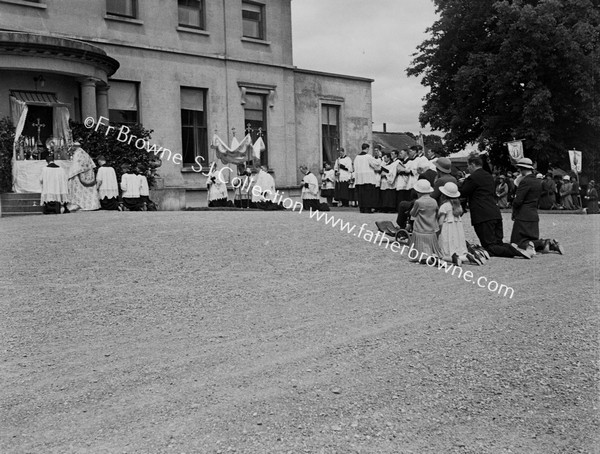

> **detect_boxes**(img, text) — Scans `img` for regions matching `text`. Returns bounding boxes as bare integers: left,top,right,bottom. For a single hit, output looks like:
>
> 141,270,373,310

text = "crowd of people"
397,153,566,266
311,143,575,265
491,170,594,212
39,145,156,214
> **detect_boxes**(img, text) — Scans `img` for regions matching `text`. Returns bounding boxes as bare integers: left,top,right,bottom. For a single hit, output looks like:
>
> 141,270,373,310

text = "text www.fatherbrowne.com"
306,209,515,299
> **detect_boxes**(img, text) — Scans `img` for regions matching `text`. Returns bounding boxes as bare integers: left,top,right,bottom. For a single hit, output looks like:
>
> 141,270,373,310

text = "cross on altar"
32,117,45,146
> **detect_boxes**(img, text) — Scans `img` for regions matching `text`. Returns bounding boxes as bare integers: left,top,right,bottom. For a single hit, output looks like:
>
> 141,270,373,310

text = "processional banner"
568,150,582,173
506,140,524,163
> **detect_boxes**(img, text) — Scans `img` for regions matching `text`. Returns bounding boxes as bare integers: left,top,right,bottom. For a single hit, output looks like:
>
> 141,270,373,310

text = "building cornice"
294,68,374,83
0,31,120,76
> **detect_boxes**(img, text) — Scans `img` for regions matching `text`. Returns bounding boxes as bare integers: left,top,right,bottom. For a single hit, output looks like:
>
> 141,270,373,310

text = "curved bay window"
244,93,267,167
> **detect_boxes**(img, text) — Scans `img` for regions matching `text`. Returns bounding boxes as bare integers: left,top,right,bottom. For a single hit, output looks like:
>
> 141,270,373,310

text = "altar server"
40,155,68,214
334,148,353,207
96,155,120,210
206,163,229,207
120,164,143,211
353,143,381,213
379,153,398,212
300,165,320,211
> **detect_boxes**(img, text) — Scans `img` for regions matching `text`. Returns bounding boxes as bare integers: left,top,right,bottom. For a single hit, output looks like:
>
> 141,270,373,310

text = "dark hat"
434,157,452,174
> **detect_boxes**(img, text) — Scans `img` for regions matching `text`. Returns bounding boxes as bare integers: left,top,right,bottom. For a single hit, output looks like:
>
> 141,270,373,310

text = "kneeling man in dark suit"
510,158,564,256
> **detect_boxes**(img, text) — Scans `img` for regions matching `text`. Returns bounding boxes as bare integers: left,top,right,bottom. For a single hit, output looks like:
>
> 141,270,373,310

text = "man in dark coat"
460,153,528,258
510,158,564,254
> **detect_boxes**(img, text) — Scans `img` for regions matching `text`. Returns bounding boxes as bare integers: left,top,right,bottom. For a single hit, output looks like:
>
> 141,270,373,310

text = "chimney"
383,123,387,133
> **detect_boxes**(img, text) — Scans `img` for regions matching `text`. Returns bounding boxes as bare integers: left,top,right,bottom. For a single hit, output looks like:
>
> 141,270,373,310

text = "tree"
408,0,600,178
70,121,160,188
0,117,15,193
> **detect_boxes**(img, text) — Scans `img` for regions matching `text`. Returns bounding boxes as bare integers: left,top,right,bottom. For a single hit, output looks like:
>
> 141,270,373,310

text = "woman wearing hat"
495,175,509,208
538,173,557,210
584,180,599,214
559,175,576,210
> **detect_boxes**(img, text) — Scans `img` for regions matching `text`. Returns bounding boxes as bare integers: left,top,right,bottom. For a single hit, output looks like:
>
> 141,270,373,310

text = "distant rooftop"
372,131,417,152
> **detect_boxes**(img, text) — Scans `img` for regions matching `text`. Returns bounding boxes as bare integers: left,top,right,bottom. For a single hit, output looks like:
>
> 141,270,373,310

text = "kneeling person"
120,164,143,211
300,165,320,211
96,155,120,210
40,155,68,214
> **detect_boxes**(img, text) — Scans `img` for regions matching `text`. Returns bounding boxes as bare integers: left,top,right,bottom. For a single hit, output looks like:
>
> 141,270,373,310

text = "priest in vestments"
40,155,69,214
353,143,381,213
67,145,100,211
252,165,284,210
96,155,120,210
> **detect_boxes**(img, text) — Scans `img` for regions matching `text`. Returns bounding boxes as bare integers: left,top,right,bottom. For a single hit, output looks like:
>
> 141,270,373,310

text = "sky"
291,0,439,136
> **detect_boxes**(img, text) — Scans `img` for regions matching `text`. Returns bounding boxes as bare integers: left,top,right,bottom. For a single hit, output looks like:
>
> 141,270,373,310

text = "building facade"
0,0,373,209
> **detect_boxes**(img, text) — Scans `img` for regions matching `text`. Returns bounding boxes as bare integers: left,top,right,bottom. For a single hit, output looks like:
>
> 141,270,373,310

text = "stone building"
0,0,373,209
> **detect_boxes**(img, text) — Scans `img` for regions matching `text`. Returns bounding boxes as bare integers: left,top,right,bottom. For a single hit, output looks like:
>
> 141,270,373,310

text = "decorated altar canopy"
9,90,72,160
211,133,266,165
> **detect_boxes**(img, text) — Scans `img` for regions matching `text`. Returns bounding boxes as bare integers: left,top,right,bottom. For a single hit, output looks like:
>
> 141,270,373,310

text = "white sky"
291,0,439,135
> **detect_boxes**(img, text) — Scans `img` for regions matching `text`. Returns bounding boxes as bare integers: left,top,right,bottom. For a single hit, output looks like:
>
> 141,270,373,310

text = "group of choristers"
321,144,437,214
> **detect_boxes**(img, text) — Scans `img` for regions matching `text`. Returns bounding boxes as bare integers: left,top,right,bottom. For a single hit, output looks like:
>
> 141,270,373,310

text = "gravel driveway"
1,210,598,453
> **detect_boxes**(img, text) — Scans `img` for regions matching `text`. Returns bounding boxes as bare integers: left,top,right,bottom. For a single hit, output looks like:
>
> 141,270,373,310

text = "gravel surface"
1,210,598,453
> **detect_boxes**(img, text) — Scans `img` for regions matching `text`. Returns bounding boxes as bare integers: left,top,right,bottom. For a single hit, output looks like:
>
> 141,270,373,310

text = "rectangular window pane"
321,105,340,164
108,80,138,125
245,94,263,110
244,93,267,166
109,109,138,125
180,88,205,111
180,88,208,165
107,0,136,17
178,0,203,28
242,2,264,39
108,80,138,111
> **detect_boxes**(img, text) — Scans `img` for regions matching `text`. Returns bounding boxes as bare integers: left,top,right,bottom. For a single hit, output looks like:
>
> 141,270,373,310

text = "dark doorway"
23,105,53,147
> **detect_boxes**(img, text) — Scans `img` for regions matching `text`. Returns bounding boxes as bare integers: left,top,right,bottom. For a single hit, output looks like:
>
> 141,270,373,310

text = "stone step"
1,192,41,200
1,211,43,217
1,193,43,217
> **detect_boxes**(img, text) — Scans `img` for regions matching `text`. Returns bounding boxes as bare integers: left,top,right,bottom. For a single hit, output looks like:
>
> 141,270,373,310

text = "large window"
242,1,265,40
108,80,139,125
244,93,267,166
178,0,204,29
106,0,137,18
322,104,340,165
181,88,208,165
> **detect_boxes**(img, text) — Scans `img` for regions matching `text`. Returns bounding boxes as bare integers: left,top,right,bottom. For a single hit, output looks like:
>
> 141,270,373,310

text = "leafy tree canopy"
408,0,600,177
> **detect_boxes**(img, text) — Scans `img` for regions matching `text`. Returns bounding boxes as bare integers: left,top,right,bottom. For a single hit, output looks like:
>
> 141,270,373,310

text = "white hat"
413,179,433,194
563,175,570,181
439,182,460,198
536,173,543,179
516,158,534,170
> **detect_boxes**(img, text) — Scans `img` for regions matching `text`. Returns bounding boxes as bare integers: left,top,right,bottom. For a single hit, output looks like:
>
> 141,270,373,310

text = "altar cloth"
12,160,72,193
